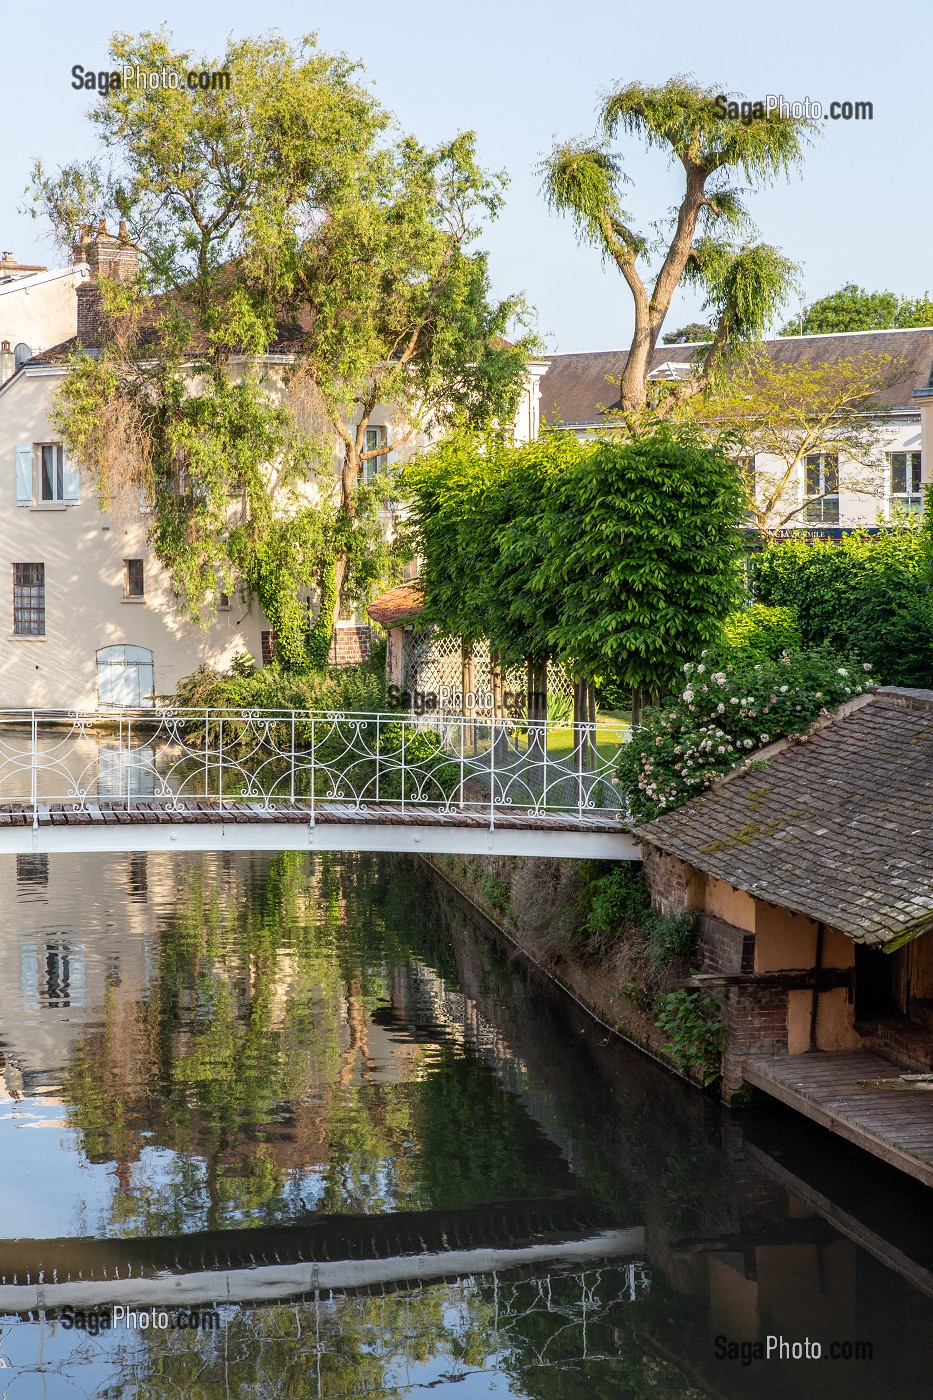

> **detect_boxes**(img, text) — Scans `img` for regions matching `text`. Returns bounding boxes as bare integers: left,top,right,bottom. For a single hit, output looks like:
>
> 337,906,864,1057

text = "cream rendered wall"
1,367,267,708
753,415,921,529
0,265,89,357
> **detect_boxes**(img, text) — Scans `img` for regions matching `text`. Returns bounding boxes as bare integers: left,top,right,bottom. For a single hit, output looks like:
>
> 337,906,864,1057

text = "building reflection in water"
0,850,930,1398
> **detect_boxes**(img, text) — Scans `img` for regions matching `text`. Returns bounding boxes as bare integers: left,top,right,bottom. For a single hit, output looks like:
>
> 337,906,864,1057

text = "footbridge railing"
0,708,630,826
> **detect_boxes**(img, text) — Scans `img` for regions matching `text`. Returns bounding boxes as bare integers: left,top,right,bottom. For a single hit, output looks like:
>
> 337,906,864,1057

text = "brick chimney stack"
0,339,14,384
73,219,139,347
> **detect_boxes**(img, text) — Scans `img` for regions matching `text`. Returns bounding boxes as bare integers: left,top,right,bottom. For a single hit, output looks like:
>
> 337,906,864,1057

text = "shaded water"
0,849,931,1397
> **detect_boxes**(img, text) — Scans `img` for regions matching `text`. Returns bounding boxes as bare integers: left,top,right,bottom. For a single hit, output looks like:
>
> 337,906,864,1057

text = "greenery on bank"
574,864,725,1084
618,648,873,824
752,527,933,687
173,649,386,714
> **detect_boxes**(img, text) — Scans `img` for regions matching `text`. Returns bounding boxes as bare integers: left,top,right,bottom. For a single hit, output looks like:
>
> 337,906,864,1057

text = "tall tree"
32,30,535,667
541,77,808,422
688,349,917,534
780,282,933,336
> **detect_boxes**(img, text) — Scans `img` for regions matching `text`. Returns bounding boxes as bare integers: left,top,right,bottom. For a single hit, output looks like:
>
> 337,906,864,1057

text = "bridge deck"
745,1052,933,1189
0,799,625,830
0,800,639,859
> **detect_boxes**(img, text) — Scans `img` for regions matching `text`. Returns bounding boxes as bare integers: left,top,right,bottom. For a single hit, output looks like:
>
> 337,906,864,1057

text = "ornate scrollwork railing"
0,709,630,825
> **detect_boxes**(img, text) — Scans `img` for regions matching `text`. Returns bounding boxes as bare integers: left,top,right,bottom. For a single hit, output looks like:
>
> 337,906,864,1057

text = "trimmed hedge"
752,531,933,687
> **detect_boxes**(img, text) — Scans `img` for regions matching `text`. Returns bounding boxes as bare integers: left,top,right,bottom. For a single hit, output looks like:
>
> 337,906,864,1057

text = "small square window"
218,591,230,610
124,559,145,598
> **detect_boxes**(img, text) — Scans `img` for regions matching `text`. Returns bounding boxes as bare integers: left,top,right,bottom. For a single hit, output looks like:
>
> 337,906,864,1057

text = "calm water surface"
0,849,930,1398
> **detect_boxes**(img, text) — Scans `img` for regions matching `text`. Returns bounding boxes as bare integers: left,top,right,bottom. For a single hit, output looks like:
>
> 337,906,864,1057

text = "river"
0,850,930,1397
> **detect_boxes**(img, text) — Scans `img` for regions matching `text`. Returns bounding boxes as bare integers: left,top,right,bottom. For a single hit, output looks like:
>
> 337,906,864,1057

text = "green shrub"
752,530,933,686
721,603,800,660
616,647,873,823
655,989,727,1084
584,865,652,935
172,655,385,714
646,910,698,969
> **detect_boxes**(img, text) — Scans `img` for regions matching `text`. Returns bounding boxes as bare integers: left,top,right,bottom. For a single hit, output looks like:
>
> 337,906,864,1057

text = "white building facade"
540,331,933,531
1,229,547,710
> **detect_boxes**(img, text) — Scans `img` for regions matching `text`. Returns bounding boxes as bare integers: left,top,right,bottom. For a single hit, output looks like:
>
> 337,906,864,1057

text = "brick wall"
699,913,754,977
721,984,789,1102
328,624,372,667
641,846,703,915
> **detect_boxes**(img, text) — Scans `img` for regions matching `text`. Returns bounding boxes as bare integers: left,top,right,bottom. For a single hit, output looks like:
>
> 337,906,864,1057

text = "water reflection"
0,850,931,1396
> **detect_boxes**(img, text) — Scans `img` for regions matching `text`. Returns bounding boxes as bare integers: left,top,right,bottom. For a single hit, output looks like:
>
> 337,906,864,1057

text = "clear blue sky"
0,0,927,352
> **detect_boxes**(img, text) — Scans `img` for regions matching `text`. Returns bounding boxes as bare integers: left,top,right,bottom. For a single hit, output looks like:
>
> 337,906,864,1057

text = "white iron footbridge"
0,709,639,860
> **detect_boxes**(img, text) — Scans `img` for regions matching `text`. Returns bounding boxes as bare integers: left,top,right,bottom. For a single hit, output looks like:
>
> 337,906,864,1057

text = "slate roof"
542,329,933,427
637,688,933,949
367,583,424,628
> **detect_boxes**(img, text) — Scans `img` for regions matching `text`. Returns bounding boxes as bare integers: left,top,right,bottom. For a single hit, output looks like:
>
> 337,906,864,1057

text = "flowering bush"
617,649,874,823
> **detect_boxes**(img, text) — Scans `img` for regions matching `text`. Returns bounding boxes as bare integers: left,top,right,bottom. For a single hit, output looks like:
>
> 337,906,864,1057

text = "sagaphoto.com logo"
71,64,230,96
715,94,873,123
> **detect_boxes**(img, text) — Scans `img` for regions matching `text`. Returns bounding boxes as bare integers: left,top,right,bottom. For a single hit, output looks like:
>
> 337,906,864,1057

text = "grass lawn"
542,710,630,762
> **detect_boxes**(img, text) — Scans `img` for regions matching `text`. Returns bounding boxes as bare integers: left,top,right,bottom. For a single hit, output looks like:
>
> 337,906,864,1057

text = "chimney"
74,219,140,348
0,339,14,384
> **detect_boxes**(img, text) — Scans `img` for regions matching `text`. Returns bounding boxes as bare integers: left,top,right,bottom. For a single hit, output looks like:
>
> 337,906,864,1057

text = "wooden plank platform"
0,800,639,860
0,799,630,833
745,1052,933,1189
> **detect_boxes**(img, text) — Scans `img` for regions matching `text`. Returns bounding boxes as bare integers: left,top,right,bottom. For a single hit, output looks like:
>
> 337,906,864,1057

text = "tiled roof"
367,583,424,627
637,688,933,949
542,329,933,427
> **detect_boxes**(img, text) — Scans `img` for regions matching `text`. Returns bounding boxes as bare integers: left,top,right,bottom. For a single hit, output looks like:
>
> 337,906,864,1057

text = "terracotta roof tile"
367,583,424,628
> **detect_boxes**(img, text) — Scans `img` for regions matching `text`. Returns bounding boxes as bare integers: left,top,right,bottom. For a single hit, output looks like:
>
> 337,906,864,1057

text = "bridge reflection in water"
1,850,932,1397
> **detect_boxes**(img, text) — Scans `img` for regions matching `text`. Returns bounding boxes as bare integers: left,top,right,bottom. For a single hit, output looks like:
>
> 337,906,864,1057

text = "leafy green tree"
781,282,933,335
536,429,746,717
661,321,713,344
686,347,915,533
409,427,746,718
33,30,534,665
541,76,808,421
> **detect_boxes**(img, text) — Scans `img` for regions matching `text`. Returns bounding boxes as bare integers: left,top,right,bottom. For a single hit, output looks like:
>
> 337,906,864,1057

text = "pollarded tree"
534,427,747,719
541,76,809,422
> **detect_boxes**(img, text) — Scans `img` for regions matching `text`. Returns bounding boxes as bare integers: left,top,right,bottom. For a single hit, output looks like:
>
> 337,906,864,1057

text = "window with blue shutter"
15,443,32,506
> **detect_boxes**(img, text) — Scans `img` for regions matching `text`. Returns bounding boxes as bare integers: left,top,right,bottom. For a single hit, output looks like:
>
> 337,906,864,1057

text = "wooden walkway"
0,799,627,830
0,800,638,860
745,1052,933,1189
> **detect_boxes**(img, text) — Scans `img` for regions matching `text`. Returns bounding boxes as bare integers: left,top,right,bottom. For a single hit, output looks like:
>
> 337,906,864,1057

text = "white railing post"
375,714,381,803
290,712,296,805
30,710,38,828
309,717,316,826
489,717,495,830
401,720,406,813
459,714,465,810
218,715,224,813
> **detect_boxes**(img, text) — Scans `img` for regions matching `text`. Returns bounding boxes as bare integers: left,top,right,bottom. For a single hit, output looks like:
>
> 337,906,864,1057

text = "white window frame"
363,425,388,484
803,452,840,525
888,451,922,516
